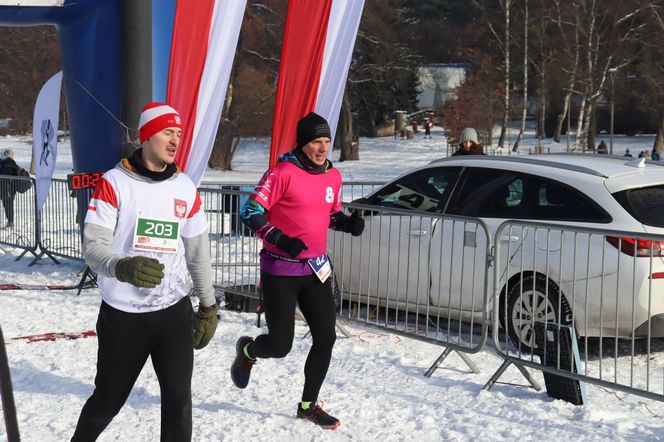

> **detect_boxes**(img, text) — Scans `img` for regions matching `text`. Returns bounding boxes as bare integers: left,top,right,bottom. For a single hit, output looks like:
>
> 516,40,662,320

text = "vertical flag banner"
33,70,63,211
167,0,247,185
269,0,365,167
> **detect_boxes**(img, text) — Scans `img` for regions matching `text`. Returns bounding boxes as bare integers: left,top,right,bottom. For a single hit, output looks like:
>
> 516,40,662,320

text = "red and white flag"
269,0,365,166
167,0,246,185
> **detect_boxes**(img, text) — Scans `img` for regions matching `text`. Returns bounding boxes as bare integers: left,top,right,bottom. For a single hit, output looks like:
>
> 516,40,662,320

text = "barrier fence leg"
455,351,480,374
424,347,480,378
482,357,541,392
14,247,38,263
76,266,98,296
424,347,453,378
0,326,20,442
28,243,59,266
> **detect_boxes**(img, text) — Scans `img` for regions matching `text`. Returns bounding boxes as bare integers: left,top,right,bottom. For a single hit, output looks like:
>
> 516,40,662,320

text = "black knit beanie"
296,112,331,148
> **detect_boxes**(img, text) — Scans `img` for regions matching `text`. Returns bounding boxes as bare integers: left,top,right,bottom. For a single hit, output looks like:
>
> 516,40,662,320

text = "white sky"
1,127,663,441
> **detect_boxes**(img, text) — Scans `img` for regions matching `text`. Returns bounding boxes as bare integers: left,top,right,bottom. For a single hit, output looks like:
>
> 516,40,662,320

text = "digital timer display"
66,172,104,191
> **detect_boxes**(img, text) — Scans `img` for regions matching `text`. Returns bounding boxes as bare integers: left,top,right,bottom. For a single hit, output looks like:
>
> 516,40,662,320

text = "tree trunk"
587,100,597,150
575,95,586,150
337,89,358,161
653,108,664,154
512,0,527,152
554,4,580,143
208,78,237,171
554,93,571,143
498,0,511,149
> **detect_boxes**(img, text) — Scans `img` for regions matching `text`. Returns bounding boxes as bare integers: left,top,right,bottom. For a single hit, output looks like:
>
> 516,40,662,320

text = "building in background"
417,63,467,111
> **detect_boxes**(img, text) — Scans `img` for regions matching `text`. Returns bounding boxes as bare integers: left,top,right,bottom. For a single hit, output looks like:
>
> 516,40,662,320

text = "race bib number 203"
132,217,180,254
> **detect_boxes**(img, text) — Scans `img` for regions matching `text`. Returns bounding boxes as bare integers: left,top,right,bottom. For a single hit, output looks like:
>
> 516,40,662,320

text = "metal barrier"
38,179,90,262
0,175,38,257
6,176,664,403
199,186,262,301
328,202,493,375
485,220,664,402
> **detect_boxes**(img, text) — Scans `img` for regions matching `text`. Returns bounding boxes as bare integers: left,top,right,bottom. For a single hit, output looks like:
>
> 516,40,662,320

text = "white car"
329,154,664,352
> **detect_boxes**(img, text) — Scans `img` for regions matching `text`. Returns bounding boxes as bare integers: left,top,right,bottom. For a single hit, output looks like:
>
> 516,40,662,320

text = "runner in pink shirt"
231,112,364,429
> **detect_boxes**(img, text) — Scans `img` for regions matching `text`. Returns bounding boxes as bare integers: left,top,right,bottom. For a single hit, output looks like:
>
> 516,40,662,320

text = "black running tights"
249,273,337,402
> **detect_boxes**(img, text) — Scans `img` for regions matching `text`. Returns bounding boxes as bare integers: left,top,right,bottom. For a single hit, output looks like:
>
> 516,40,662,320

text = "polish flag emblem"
174,199,187,219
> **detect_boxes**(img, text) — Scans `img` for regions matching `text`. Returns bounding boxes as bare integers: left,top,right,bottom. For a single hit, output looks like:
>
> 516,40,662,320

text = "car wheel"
506,273,572,353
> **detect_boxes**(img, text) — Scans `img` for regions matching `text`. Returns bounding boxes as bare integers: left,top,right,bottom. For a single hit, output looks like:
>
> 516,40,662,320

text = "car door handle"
500,235,520,242
410,229,428,236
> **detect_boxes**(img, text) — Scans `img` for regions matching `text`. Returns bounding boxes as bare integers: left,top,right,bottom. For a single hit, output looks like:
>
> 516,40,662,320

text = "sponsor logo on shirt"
325,186,334,203
174,199,187,219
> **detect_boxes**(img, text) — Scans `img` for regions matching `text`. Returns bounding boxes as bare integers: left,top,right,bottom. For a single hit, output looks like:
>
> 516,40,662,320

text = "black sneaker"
230,336,255,388
296,402,340,430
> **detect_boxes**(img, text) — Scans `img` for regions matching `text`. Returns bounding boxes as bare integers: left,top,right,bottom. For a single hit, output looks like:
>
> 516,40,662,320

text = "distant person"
72,103,218,441
231,112,365,430
624,148,633,158
597,140,608,154
452,127,485,156
652,149,660,161
423,118,432,139
0,149,22,229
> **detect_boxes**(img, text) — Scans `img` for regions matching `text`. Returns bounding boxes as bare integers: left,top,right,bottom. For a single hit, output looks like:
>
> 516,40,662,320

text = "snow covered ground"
1,127,664,441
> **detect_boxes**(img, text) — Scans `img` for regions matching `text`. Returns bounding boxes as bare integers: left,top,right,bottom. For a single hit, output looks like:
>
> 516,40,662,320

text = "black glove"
194,304,218,350
115,256,165,288
347,210,365,236
275,234,307,259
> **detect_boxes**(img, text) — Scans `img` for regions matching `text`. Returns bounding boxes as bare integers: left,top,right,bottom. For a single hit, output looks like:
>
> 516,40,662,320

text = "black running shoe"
230,336,255,388
296,402,340,430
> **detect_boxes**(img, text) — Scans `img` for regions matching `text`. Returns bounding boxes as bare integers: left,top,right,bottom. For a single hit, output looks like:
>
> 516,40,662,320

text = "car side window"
534,180,610,222
448,169,530,218
367,167,460,212
447,168,610,222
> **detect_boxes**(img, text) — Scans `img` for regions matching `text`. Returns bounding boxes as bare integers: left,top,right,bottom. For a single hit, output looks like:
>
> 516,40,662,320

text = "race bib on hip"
308,254,331,283
132,217,180,254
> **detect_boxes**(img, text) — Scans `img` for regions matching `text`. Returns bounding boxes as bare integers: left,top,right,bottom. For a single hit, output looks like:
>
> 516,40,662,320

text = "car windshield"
613,185,664,227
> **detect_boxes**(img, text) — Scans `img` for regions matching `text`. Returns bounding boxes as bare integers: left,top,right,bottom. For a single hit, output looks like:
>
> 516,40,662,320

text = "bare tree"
498,0,512,148
638,1,664,154
336,88,358,161
552,1,580,144
207,1,284,171
512,0,528,151
574,0,648,150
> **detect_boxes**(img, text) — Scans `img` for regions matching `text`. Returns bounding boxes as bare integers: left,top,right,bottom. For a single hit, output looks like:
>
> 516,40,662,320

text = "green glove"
115,256,165,288
194,304,218,350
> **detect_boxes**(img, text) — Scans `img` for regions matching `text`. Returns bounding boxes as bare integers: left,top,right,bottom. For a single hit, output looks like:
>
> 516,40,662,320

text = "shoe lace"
310,402,329,416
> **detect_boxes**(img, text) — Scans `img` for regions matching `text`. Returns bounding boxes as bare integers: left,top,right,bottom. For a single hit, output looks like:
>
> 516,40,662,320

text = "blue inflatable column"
57,1,123,173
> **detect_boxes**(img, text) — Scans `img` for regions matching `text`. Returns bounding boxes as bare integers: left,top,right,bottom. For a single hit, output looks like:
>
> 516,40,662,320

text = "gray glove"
115,256,165,288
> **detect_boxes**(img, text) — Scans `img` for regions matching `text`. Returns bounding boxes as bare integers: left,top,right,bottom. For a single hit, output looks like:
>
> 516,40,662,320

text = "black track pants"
72,296,195,442
249,273,337,402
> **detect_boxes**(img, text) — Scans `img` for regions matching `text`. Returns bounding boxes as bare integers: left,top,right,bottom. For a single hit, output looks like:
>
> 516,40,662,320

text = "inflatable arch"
0,0,175,174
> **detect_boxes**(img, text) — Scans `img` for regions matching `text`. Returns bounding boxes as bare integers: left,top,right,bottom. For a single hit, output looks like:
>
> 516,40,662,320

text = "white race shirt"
85,163,207,312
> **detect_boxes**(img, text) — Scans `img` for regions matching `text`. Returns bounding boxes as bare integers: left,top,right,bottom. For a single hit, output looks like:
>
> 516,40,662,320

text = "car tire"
506,273,572,353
